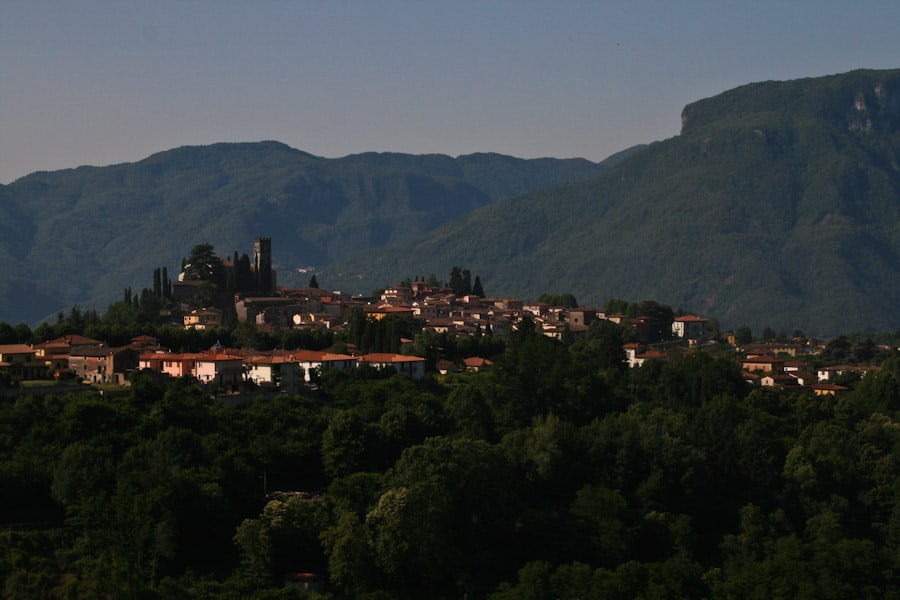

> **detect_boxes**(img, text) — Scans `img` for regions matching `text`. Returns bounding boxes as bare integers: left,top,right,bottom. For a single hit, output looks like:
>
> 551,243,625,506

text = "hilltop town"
1,237,892,396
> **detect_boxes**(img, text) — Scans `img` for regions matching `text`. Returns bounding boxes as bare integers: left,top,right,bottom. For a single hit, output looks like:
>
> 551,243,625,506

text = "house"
623,342,668,368
565,307,600,327
810,383,849,396
523,302,551,317
184,308,224,330
0,344,45,381
817,364,874,382
139,352,197,378
357,353,426,381
623,343,644,368
489,298,523,311
381,285,413,305
631,350,668,367
276,349,357,382
32,340,71,374
743,342,803,357
742,356,785,374
45,335,104,352
364,304,416,320
245,354,305,393
193,351,245,389
435,360,460,375
129,335,162,351
463,356,493,372
235,297,307,327
69,346,139,384
761,373,799,388
411,303,439,319
672,315,708,340
788,371,818,386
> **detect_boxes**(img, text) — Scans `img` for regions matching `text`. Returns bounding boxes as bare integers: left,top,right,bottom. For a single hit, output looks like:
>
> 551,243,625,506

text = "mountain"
0,143,614,324
324,69,900,336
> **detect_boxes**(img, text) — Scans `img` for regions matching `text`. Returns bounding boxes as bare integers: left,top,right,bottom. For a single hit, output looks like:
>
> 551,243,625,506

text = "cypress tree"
162,267,170,298
473,275,485,298
153,268,162,298
449,267,463,295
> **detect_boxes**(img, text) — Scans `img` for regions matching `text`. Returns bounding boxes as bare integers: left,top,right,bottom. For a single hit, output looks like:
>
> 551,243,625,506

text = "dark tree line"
3,318,900,598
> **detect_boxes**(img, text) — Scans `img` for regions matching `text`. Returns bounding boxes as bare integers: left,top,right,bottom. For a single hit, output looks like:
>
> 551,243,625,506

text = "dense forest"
2,312,900,598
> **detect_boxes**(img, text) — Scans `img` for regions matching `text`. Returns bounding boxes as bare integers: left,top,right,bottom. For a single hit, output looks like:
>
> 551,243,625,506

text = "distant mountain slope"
0,142,610,324
325,69,900,336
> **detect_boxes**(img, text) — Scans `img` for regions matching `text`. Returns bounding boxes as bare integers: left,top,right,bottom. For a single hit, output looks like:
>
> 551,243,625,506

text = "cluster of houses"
738,344,873,395
183,275,716,344
625,339,877,395
0,237,884,395
0,334,427,392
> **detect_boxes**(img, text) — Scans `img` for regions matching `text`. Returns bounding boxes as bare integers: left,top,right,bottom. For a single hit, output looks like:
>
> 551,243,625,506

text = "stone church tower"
253,237,275,293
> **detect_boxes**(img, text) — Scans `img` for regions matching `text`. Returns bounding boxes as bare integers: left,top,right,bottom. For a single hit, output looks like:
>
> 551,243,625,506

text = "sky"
1,1,899,184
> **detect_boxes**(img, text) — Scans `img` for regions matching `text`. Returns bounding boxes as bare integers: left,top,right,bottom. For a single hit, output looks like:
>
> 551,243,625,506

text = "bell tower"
253,237,273,293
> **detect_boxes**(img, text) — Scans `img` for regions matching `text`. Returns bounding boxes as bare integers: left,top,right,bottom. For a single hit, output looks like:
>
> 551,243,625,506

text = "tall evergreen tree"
473,275,485,298
309,274,319,289
153,268,162,298
183,243,221,283
449,267,463,295
162,267,171,298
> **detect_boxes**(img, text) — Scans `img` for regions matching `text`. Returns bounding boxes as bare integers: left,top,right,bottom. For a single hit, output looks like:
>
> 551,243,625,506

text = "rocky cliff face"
680,68,900,136
848,79,900,133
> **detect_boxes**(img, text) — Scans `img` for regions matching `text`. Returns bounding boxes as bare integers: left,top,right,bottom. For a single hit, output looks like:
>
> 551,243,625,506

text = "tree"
0,321,18,344
153,268,162,298
538,293,578,308
161,266,171,298
449,266,463,295
308,274,319,289
445,384,495,441
735,325,753,345
369,437,520,593
569,485,631,566
182,243,222,283
320,510,373,592
321,410,372,478
473,275,485,298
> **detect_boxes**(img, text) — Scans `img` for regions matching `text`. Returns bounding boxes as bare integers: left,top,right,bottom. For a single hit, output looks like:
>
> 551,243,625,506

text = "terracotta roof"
47,335,103,346
358,353,425,363
810,383,850,391
463,356,493,368
0,344,35,354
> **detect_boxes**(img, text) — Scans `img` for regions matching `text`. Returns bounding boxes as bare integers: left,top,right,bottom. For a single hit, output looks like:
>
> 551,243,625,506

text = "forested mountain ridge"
0,143,613,324
325,69,900,336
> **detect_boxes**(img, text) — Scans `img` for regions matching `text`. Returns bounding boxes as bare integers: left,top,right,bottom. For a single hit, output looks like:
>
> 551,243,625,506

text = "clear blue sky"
2,1,898,183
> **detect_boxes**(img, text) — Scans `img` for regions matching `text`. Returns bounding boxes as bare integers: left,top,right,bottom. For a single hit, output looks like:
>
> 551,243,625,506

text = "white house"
357,353,427,381
193,352,244,388
672,315,709,339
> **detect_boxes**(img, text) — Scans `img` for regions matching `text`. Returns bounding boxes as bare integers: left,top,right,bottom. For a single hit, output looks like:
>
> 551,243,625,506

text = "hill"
0,143,612,324
324,69,900,336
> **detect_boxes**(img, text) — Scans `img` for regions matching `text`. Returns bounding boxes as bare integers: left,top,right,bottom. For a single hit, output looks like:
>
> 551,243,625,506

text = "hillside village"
3,237,900,599
0,237,891,395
